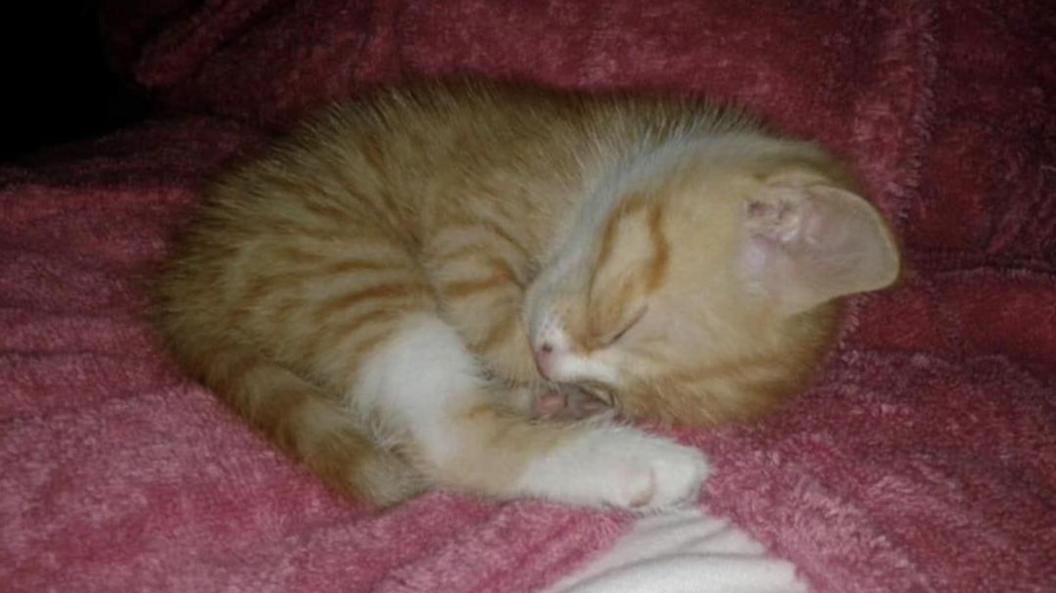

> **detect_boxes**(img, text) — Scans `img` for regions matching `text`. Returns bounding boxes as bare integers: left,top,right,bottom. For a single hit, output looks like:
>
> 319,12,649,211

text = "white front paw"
517,426,710,511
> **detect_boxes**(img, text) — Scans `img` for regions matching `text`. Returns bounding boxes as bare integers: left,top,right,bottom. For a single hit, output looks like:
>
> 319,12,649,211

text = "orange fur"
153,81,899,506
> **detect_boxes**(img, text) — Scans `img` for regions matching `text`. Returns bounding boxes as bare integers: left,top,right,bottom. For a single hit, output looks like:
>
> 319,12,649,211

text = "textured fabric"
545,509,807,593
0,117,626,593
3,1,1055,592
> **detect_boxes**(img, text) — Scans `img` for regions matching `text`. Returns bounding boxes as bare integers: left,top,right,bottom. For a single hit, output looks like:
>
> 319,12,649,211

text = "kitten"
154,82,899,509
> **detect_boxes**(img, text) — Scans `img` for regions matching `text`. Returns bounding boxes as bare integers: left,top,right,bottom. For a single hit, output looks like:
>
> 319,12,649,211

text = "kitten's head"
523,139,900,425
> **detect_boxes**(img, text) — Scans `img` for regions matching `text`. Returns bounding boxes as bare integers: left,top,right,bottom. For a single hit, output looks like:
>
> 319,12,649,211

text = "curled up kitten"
153,82,900,510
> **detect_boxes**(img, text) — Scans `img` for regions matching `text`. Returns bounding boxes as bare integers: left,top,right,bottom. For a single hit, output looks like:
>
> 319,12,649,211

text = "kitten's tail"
175,341,423,506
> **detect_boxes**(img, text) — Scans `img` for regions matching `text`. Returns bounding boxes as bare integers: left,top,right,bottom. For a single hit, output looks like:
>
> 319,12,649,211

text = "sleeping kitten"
154,82,899,509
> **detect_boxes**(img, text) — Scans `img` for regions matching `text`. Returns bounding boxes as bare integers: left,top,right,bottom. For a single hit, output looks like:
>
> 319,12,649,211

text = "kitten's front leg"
425,228,540,384
354,313,709,510
513,423,710,509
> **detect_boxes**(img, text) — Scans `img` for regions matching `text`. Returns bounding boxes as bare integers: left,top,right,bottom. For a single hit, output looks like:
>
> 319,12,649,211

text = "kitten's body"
155,83,898,508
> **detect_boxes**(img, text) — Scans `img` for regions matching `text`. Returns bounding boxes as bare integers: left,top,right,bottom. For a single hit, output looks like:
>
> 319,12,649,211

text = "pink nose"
533,342,554,378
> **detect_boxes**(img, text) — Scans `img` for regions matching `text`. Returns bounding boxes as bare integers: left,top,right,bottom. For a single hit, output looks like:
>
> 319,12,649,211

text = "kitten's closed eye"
595,305,647,348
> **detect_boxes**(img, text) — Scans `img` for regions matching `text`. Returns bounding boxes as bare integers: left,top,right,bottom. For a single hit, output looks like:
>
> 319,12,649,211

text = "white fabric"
546,509,809,593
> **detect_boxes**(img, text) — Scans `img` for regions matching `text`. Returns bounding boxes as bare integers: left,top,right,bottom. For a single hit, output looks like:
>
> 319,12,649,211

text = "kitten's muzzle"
533,342,554,379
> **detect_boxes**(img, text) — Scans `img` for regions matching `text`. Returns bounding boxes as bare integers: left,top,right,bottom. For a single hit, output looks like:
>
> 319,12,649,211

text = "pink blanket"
5,1,1055,591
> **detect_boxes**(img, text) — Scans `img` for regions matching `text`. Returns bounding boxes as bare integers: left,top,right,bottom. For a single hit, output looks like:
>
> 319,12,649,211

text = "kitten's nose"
534,343,554,379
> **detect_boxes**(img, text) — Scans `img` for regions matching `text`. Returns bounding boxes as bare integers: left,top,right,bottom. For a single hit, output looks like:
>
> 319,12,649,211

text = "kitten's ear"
739,175,900,315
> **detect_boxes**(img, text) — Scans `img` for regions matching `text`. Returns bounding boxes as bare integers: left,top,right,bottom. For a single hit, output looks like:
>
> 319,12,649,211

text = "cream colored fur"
153,81,899,507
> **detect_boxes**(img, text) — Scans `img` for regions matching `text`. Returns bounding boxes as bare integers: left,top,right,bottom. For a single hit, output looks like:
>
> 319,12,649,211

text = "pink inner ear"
746,199,800,242
742,184,899,314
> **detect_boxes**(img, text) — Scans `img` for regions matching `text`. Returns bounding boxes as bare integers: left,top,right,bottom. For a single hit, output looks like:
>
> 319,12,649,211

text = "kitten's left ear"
739,174,900,315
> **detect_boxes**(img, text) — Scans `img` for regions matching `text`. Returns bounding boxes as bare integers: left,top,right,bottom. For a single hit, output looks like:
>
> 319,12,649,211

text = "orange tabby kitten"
154,82,899,508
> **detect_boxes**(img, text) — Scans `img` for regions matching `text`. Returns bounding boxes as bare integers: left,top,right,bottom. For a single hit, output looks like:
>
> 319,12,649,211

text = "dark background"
3,2,148,162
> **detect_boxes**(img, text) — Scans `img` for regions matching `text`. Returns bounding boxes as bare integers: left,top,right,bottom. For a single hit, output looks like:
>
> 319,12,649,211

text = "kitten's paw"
517,427,709,511
502,384,614,422
532,387,614,422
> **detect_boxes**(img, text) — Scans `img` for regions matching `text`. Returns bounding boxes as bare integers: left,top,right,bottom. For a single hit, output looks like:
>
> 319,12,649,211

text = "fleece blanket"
544,509,807,593
5,1,1056,591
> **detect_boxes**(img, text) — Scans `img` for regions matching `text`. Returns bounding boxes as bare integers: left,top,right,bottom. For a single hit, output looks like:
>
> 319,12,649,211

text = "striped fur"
154,82,898,507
